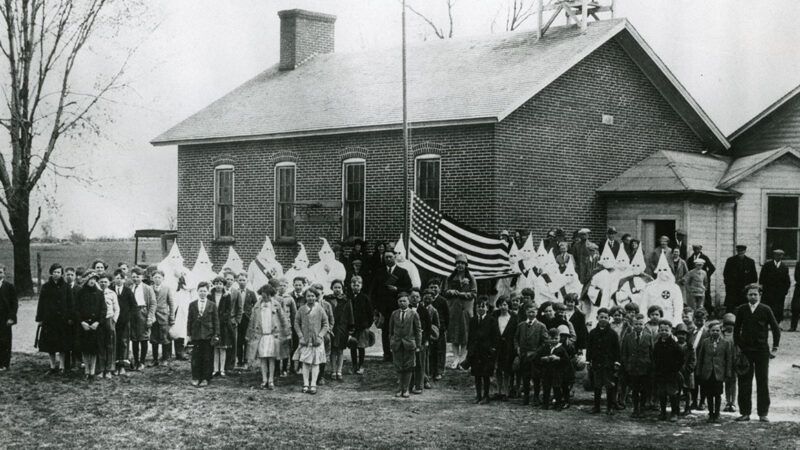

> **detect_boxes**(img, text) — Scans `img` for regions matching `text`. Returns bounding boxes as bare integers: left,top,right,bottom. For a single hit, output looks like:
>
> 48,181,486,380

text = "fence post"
36,252,42,294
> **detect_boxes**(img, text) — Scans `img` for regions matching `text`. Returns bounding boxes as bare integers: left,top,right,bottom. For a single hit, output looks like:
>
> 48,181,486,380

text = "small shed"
598,147,800,308
133,229,178,266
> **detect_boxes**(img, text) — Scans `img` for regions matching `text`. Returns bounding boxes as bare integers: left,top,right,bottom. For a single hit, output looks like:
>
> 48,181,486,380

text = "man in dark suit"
673,230,688,260
686,244,717,313
370,249,412,362
112,269,136,374
0,265,18,370
235,272,258,369
734,283,780,422
723,245,758,314
599,227,621,258
791,263,800,332
759,249,791,323
223,272,243,371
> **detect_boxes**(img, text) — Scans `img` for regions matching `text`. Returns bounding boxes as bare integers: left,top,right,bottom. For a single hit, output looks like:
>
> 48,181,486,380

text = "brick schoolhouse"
152,9,729,277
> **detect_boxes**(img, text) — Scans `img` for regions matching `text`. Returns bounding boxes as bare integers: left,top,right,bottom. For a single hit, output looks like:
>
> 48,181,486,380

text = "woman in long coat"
75,272,107,379
35,263,73,374
210,277,234,377
445,253,477,369
326,279,354,380
493,296,518,400
246,282,291,389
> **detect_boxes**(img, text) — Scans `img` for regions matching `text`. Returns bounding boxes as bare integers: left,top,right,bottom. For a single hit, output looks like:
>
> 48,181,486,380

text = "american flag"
408,191,513,279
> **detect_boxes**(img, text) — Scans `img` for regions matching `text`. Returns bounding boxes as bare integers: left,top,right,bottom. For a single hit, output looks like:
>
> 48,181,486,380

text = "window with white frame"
766,194,799,260
342,158,365,240
214,165,234,239
415,154,441,210
275,162,296,239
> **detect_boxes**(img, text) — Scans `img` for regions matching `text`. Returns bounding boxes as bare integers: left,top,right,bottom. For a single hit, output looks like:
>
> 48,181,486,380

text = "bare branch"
401,1,445,39
0,210,13,241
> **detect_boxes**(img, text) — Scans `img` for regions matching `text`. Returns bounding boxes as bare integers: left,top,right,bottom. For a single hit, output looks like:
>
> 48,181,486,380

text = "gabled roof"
152,19,727,151
728,83,800,143
718,146,800,188
597,150,733,196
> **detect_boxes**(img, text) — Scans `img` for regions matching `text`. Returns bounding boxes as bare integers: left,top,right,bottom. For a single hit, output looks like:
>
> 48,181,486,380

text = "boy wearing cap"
674,323,696,415
684,260,707,311
652,320,684,421
721,313,738,412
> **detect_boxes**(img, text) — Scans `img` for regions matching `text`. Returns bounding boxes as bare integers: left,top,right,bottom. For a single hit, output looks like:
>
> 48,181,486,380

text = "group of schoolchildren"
408,281,741,424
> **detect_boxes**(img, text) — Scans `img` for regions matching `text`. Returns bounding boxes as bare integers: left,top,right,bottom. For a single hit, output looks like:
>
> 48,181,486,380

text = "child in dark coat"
653,320,685,421
674,323,696,415
536,328,571,410
696,320,733,422
586,308,620,415
467,299,499,404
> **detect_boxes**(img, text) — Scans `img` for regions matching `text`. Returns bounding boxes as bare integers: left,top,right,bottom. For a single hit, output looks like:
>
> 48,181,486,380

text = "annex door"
642,220,676,250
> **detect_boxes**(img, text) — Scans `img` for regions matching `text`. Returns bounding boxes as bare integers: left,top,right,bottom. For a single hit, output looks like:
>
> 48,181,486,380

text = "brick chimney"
278,9,336,71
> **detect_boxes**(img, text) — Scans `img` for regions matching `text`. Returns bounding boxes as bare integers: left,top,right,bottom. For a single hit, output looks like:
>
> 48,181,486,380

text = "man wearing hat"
646,236,675,277
673,230,688,260
758,249,791,323
722,245,757,315
599,227,621,258
687,244,716,313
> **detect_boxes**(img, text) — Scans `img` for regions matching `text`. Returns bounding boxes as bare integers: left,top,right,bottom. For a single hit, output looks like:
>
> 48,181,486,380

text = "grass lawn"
2,341,800,449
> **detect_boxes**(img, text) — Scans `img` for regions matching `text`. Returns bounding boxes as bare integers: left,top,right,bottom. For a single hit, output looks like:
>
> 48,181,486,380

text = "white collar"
749,302,759,312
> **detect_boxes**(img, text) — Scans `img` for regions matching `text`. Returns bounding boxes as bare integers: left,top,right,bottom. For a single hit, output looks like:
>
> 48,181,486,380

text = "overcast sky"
27,0,800,238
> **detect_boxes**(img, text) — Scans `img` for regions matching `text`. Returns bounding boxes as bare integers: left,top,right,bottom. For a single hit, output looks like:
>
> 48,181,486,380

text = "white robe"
247,259,283,292
397,260,421,289
585,269,616,325
643,280,684,325
308,259,346,295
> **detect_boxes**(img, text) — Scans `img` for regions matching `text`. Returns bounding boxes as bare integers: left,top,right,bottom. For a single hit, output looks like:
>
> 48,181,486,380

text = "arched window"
415,154,441,210
214,164,234,239
275,162,296,239
342,158,366,239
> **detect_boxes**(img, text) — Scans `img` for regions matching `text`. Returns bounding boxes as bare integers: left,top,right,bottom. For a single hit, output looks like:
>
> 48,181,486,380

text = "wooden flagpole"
402,0,410,248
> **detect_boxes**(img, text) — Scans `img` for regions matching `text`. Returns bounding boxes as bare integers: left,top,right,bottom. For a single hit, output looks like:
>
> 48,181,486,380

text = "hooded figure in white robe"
533,248,564,303
495,240,521,299
309,238,347,295
643,252,684,325
190,243,218,285
394,235,421,289
583,243,617,326
284,242,314,287
518,238,543,293
247,236,283,292
614,247,653,307
219,246,244,277
556,256,583,302
157,242,190,290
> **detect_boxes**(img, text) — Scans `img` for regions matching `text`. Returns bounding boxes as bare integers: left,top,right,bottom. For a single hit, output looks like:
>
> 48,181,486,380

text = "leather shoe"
735,415,750,422
758,416,769,423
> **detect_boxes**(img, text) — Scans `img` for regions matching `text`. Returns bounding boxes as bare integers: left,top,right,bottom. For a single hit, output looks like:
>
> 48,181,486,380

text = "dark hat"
736,244,747,250
676,229,687,236
547,328,560,338
84,270,100,281
692,244,703,249
674,323,688,335
607,226,617,234
773,249,785,255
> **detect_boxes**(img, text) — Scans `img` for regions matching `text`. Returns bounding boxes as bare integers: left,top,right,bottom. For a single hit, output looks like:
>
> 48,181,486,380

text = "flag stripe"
408,191,512,280
410,236,512,275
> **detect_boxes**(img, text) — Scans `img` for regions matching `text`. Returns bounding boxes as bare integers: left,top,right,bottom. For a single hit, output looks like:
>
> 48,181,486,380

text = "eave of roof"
717,146,800,189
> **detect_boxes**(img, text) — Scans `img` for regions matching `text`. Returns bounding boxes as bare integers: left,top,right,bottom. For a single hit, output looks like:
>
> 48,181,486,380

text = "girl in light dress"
292,287,330,394
246,280,291,389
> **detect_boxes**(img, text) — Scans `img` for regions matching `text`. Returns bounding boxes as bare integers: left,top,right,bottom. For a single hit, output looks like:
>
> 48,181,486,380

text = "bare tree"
0,0,139,294
403,0,455,40
165,206,176,230
491,0,537,32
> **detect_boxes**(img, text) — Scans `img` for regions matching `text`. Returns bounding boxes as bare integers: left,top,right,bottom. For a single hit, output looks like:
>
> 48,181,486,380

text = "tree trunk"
9,199,33,296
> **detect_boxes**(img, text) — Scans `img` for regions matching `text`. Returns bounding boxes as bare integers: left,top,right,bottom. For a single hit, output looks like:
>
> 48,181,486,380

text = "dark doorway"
642,220,676,250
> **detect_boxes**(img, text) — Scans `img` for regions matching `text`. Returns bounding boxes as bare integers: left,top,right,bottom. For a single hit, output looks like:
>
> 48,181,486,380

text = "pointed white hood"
220,246,244,276
599,242,616,270
520,232,535,263
654,252,675,282
630,246,646,275
394,234,408,263
190,243,218,283
255,235,277,263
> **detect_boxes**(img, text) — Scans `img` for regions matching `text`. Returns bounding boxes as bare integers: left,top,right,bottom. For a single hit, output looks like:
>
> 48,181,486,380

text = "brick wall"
278,9,335,70
495,38,708,244
177,126,496,271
